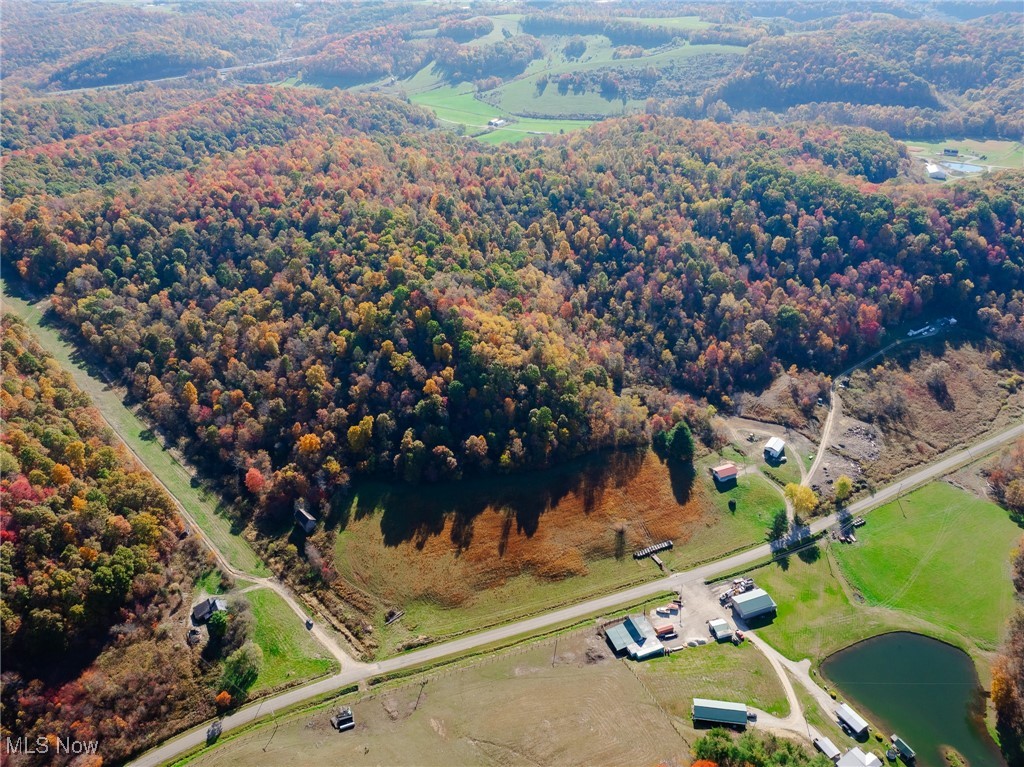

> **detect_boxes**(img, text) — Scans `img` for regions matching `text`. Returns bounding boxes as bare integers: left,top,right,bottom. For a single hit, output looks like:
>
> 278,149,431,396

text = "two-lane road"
130,420,1024,767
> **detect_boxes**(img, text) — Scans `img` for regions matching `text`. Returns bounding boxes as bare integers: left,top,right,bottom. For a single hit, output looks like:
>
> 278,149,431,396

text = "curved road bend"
130,421,1024,767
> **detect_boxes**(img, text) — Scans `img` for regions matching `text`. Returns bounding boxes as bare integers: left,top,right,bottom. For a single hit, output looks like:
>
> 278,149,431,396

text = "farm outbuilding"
814,735,841,761
837,747,882,767
836,702,870,737
764,437,786,460
731,588,777,621
691,697,748,727
926,163,947,180
604,615,664,660
708,618,733,641
711,463,739,483
191,597,227,624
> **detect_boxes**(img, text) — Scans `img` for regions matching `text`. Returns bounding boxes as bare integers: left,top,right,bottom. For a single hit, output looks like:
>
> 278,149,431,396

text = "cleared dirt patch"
839,337,1024,485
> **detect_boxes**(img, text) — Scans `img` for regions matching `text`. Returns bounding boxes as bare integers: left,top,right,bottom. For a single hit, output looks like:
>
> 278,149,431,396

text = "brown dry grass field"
841,336,1024,485
178,630,787,767
328,450,783,656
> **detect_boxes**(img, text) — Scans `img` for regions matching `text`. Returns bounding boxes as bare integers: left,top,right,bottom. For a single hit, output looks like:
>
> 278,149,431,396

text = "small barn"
604,615,664,660
487,117,507,127
711,463,739,484
814,735,841,762
764,437,786,461
836,702,870,737
926,163,947,180
708,618,733,641
837,747,882,767
294,506,316,533
731,588,777,621
891,735,915,760
692,698,747,727
192,597,227,624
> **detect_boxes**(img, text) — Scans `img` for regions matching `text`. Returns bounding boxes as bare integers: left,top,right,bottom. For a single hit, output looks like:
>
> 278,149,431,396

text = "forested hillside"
3,87,1022,527
0,316,214,765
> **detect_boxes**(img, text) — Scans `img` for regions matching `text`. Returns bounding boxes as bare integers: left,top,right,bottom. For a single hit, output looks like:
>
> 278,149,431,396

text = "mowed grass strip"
833,481,1019,649
1,288,270,575
639,641,790,718
245,588,338,693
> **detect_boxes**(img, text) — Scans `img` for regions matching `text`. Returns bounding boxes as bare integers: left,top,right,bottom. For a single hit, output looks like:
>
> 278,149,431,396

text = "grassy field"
245,588,338,693
0,285,270,576
906,138,1024,169
754,481,1018,670
177,630,785,767
406,76,591,143
331,449,784,657
834,482,1019,650
612,15,711,30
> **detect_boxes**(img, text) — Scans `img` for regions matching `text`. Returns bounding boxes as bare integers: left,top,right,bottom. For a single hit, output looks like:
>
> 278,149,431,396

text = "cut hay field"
841,337,1024,485
331,449,784,656
907,138,1024,169
754,481,1019,673
176,630,786,767
833,481,1019,651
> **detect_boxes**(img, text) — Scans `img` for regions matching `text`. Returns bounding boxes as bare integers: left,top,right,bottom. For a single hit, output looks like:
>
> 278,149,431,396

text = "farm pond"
822,632,1004,767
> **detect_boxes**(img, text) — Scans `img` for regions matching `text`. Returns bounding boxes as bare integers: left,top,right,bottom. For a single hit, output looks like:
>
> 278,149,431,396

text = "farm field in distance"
907,138,1024,169
174,630,787,767
332,449,785,657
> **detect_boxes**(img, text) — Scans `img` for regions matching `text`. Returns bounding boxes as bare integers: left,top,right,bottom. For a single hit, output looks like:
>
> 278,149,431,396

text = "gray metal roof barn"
691,698,748,726
731,588,777,620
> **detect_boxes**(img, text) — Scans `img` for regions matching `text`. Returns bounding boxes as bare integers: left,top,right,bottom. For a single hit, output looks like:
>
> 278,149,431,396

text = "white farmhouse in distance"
488,117,507,128
926,162,947,180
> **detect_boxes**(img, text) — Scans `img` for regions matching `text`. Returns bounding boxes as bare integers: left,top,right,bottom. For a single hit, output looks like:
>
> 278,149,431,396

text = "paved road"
130,420,1024,766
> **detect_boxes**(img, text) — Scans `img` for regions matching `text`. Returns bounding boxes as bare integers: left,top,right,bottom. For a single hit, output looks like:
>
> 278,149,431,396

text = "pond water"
943,161,985,173
822,632,1004,767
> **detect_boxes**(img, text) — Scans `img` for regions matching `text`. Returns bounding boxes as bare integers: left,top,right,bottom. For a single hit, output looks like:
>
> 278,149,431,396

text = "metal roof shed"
709,618,733,640
764,436,786,458
692,698,747,726
836,702,870,736
731,588,777,620
814,736,841,761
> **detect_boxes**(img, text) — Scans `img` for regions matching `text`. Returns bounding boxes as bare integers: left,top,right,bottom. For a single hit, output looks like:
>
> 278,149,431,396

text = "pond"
943,161,985,173
822,632,1004,767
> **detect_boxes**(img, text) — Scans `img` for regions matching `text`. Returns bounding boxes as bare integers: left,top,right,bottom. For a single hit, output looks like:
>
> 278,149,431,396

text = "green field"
834,482,1018,650
245,588,338,693
0,285,270,576
406,75,591,143
907,138,1024,170
754,481,1019,669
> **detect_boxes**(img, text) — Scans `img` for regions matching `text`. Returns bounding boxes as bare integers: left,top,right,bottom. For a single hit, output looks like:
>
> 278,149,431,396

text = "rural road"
130,419,1024,766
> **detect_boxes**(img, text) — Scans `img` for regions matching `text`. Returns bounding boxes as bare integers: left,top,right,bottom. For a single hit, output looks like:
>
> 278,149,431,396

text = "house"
692,697,748,727
836,702,870,737
604,615,664,660
487,117,507,127
294,506,317,533
191,597,228,624
926,163,947,180
764,437,786,461
837,747,883,767
708,618,733,641
814,736,841,762
731,588,777,621
711,462,739,484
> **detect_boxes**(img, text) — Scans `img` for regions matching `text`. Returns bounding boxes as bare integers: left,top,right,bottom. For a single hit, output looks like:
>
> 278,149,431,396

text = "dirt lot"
735,371,829,441
183,630,787,767
832,337,1024,486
